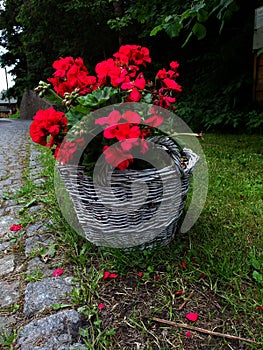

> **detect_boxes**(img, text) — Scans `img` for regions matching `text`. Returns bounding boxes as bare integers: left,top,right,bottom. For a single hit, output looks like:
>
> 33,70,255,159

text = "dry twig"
152,317,257,344
178,291,194,310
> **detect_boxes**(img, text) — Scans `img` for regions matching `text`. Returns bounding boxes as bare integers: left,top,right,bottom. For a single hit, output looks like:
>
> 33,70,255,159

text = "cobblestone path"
0,119,86,349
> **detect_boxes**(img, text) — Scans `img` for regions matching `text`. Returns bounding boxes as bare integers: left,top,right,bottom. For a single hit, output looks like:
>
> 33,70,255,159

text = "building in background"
0,91,17,117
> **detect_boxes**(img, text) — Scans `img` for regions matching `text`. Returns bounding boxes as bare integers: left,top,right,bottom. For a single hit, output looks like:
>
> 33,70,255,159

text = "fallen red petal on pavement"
53,268,64,277
10,224,22,231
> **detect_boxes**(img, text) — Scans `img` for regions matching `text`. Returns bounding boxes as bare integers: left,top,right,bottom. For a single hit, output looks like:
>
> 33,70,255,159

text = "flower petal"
53,268,64,277
9,224,22,231
186,313,198,322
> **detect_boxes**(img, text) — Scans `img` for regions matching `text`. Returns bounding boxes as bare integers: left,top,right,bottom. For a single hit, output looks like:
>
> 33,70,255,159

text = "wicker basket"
56,136,199,249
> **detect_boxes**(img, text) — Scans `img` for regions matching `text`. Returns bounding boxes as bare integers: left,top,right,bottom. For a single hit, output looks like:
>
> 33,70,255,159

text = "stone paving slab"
0,279,20,307
0,254,15,276
23,277,73,318
0,120,87,348
16,309,85,350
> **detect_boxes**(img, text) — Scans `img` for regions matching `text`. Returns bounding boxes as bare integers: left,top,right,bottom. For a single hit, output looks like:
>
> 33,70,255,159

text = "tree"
0,0,118,100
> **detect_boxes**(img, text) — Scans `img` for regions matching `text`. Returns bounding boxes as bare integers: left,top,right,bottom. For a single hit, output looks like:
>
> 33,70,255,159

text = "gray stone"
24,277,73,317
0,214,16,234
26,257,54,278
16,310,85,350
0,280,20,307
20,89,52,120
0,241,11,251
0,315,16,333
0,254,15,276
69,344,87,349
25,234,52,257
26,222,49,238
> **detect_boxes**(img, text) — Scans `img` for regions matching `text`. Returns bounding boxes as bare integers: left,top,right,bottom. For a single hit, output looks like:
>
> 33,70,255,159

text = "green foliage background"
0,0,263,131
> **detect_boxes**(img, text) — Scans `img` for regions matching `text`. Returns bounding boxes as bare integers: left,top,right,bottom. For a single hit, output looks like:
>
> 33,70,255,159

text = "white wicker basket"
56,136,199,249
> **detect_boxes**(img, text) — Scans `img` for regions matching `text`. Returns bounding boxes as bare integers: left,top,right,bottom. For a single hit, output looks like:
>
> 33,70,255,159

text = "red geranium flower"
54,141,77,164
127,88,141,102
103,145,133,170
48,56,96,96
30,107,68,147
163,78,182,92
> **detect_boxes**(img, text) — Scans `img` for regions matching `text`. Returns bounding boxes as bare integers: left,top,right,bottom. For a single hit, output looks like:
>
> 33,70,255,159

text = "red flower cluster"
155,61,182,109
31,44,182,171
48,57,96,97
94,45,151,102
46,44,181,107
30,107,68,147
54,138,84,164
95,109,162,169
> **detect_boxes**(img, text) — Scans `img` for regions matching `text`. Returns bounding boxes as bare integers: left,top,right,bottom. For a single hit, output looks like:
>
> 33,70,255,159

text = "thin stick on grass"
152,317,257,344
178,291,194,310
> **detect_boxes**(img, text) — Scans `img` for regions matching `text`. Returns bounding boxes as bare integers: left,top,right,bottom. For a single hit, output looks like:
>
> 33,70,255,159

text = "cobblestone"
0,280,20,307
16,310,85,350
0,119,86,348
0,254,15,276
24,277,73,317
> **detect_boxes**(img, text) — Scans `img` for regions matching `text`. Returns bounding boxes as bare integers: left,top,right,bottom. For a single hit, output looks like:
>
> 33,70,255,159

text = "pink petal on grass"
137,272,144,278
186,313,199,322
103,271,118,279
103,271,111,279
10,224,22,231
185,331,191,338
98,303,105,310
53,268,64,277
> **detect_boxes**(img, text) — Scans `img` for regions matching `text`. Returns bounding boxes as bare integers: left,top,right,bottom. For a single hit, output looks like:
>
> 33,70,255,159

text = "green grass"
17,134,263,349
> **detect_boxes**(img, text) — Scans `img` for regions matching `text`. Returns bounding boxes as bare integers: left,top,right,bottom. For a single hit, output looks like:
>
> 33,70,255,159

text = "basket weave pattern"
57,136,199,249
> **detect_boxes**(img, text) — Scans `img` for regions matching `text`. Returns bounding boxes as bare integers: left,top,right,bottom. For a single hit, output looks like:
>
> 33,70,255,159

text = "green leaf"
51,303,71,310
77,86,119,108
181,8,195,22
142,93,152,104
197,9,209,22
250,257,261,270
164,19,183,38
192,22,207,40
253,270,263,286
150,24,164,36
